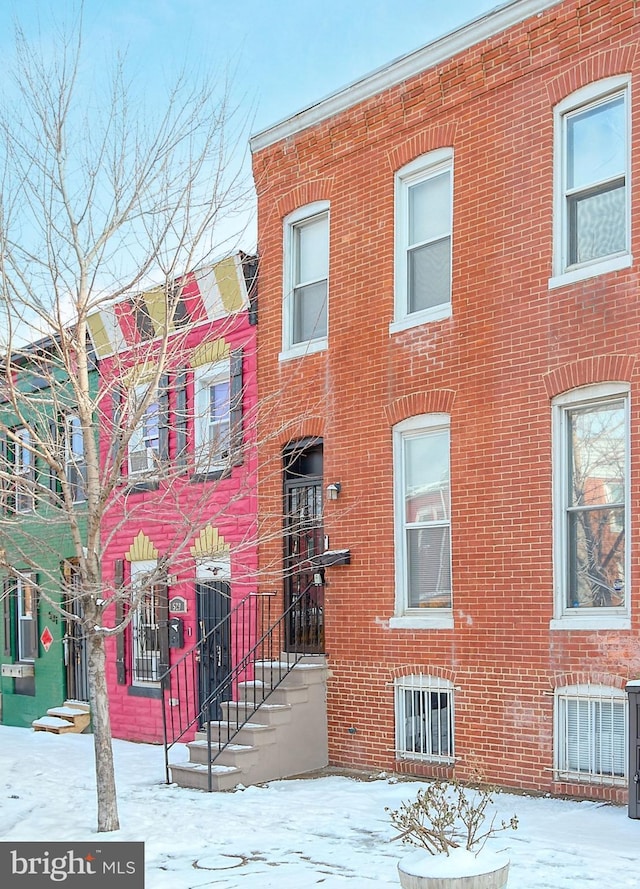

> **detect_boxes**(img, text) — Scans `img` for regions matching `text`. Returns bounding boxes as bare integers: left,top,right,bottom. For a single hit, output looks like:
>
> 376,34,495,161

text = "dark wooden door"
196,581,231,723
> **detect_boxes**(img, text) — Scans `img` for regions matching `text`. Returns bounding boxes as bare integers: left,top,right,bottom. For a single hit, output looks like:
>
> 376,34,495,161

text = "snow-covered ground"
0,725,638,887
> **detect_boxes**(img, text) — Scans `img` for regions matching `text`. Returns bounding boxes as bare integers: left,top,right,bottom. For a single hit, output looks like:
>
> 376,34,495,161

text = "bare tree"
0,9,253,832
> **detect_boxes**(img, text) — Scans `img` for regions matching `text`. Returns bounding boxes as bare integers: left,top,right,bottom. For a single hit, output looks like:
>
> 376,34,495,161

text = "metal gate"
63,566,89,702
284,480,325,653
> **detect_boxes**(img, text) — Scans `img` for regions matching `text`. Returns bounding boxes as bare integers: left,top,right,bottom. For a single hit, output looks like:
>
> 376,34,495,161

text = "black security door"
283,441,325,653
196,581,231,723
64,566,89,702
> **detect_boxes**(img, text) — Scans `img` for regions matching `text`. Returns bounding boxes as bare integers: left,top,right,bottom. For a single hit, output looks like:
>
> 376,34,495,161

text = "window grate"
395,674,454,762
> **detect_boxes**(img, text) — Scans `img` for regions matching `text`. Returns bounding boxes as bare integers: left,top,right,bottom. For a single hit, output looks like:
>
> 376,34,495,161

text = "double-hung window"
551,78,630,286
14,427,35,512
282,203,329,358
395,674,454,762
555,685,627,784
17,572,38,661
194,359,231,474
128,385,160,476
393,149,453,332
65,414,86,503
392,415,452,626
552,384,629,627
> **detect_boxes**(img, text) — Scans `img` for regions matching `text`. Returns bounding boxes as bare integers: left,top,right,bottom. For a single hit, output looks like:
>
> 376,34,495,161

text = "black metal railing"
161,581,322,789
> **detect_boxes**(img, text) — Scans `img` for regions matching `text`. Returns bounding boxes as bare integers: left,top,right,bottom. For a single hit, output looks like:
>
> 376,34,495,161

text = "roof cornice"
250,0,560,153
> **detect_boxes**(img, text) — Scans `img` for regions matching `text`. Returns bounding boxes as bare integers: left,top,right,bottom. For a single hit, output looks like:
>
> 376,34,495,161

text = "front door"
284,441,325,653
64,566,89,703
196,581,231,723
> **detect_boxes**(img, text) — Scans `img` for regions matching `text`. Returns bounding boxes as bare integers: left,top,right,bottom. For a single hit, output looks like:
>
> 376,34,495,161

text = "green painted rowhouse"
0,338,96,728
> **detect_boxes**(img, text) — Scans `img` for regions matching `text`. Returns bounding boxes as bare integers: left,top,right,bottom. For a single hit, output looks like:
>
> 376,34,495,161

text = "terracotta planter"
397,849,510,889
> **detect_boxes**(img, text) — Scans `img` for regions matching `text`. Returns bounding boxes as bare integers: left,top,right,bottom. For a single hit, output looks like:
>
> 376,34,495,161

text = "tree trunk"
87,632,120,832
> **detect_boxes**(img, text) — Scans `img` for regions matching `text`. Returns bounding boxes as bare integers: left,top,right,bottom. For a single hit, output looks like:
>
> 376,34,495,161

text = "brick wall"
253,0,640,801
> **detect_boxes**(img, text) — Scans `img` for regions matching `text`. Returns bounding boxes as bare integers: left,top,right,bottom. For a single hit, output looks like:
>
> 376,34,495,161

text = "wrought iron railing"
161,581,323,789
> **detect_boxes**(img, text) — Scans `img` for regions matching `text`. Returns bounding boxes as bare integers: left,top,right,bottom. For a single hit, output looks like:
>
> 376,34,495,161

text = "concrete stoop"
169,657,328,791
32,700,91,734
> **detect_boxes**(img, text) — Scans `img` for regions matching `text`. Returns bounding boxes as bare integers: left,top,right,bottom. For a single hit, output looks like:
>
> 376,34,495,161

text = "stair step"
187,739,260,768
45,707,91,732
32,716,81,734
238,680,310,706
221,700,292,726
169,761,241,792
63,700,90,712
254,660,327,688
196,720,277,747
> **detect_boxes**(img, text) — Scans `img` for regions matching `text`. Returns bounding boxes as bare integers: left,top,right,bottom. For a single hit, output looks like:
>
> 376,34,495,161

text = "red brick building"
250,0,639,802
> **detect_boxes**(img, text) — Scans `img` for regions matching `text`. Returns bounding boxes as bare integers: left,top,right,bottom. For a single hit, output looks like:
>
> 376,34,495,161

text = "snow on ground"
0,725,638,887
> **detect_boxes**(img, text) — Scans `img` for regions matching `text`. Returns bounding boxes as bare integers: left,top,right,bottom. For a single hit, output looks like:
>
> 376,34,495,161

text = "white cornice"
250,0,561,153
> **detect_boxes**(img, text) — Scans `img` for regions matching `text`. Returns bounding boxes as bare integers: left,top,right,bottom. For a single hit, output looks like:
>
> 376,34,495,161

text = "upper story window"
391,415,452,628
551,78,631,288
128,385,160,476
15,427,35,513
282,202,329,359
194,359,231,474
552,383,629,629
65,414,86,503
392,149,453,333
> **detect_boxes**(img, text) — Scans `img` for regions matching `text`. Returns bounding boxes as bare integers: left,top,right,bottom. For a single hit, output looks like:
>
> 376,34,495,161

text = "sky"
0,0,506,253
0,724,638,888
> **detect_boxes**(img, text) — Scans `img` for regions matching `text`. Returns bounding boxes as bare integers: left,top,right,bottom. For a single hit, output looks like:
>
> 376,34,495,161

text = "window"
555,685,627,784
393,149,453,331
17,572,38,662
552,384,629,626
65,414,86,503
14,427,35,512
393,415,452,621
283,203,329,357
551,79,630,286
194,359,231,473
130,561,162,686
128,385,160,475
395,674,454,762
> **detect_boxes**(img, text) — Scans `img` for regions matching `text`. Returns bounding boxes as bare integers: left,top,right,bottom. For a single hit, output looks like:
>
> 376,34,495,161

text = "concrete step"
238,679,310,706
220,700,292,727
168,761,241,792
254,659,327,689
186,739,260,769
195,720,277,747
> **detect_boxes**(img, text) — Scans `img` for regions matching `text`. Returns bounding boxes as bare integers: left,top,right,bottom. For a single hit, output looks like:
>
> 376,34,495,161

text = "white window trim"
194,358,231,474
554,683,627,785
15,427,34,513
391,148,453,334
392,413,453,628
127,384,159,477
551,382,630,630
16,572,37,662
394,673,455,763
549,76,632,289
65,413,86,504
130,559,161,687
280,201,329,361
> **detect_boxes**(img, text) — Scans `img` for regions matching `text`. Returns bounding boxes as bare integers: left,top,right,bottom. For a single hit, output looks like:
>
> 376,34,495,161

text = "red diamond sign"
40,626,54,652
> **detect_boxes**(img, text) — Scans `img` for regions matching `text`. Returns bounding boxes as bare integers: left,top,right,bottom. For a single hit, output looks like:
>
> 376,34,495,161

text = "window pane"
404,432,450,521
209,381,230,421
568,508,624,608
567,95,625,190
408,237,451,312
568,402,625,507
409,171,451,245
568,181,626,265
295,215,328,285
293,280,327,343
407,526,451,608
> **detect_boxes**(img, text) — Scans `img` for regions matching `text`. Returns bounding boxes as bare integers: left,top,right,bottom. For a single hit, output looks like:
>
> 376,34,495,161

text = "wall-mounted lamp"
326,482,341,501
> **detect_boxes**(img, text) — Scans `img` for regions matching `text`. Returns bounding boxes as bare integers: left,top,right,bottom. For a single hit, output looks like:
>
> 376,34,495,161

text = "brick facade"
252,0,640,801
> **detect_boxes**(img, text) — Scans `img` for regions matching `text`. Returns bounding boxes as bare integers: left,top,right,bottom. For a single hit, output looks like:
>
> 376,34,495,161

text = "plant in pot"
387,776,518,889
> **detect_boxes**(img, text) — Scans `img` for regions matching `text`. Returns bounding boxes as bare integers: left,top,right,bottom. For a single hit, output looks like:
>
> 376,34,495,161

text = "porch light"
326,482,341,501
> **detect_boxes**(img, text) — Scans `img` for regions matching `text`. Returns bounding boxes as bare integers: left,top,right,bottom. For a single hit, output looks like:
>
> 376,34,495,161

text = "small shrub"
387,777,518,857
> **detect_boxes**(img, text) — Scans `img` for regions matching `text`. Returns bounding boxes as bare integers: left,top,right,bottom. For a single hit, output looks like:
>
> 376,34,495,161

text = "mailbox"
168,616,184,649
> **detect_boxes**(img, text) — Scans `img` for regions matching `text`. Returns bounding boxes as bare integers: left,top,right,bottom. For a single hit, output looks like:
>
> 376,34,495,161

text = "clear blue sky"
0,0,504,249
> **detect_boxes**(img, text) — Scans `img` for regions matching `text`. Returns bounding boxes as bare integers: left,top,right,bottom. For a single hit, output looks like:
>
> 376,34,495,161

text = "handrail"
161,580,323,788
